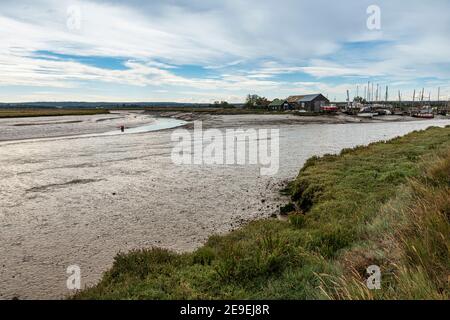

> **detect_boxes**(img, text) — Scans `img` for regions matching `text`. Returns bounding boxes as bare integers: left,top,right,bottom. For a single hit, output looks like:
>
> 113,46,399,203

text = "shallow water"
1,115,449,299
0,111,165,142
86,118,188,137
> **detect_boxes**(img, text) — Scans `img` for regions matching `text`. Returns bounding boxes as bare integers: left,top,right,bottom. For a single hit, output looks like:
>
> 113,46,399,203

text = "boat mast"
376,84,379,102
385,86,389,104
421,88,425,108
437,87,441,113
438,87,440,104
346,90,350,111
371,83,374,103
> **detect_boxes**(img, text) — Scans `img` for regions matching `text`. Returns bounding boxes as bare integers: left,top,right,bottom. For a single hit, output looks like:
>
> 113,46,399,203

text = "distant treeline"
0,102,244,109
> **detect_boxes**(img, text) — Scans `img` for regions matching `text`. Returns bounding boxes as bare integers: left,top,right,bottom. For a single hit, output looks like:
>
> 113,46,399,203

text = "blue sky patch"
33,51,129,71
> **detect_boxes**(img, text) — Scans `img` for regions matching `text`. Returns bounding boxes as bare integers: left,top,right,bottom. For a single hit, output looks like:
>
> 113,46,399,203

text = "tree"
245,94,270,109
212,101,234,108
353,96,367,104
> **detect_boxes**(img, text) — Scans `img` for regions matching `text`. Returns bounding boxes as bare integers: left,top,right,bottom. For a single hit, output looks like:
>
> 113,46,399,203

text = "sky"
0,0,449,103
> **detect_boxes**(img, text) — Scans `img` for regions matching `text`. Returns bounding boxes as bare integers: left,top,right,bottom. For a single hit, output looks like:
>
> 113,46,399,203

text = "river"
1,114,449,299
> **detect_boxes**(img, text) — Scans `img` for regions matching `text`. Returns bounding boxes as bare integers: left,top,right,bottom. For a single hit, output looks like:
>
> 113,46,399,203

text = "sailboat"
411,88,434,119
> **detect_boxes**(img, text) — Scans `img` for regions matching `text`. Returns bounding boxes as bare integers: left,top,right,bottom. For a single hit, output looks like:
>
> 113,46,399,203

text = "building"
286,94,329,112
268,99,290,111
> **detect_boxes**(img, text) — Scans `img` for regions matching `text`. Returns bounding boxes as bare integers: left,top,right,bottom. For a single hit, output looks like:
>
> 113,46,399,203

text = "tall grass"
319,149,450,300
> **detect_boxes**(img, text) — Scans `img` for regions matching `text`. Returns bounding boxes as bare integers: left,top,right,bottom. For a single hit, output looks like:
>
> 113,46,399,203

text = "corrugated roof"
268,99,286,106
286,95,303,103
287,94,323,103
298,94,322,102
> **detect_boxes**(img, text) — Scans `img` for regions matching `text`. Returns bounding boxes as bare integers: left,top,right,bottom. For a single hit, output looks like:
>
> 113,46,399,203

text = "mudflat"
1,111,449,299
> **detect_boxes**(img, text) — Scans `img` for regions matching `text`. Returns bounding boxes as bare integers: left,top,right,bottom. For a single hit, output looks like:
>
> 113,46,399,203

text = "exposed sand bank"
146,111,430,129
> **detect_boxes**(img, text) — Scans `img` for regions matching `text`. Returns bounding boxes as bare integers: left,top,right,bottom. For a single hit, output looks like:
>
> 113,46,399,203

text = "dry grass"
322,149,450,299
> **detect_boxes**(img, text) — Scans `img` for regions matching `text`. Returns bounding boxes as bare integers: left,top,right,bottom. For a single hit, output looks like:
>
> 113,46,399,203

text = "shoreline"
74,125,450,300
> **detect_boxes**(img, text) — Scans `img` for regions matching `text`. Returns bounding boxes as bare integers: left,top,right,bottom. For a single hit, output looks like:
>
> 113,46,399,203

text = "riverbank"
74,125,450,300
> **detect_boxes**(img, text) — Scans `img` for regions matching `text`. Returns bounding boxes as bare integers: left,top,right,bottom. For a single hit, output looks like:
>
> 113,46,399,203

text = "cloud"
0,0,449,102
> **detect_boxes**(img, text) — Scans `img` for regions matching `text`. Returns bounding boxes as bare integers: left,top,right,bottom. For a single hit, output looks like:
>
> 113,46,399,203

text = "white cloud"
0,0,449,102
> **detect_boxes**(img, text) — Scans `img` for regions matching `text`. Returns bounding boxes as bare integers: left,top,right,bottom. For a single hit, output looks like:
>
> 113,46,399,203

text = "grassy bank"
75,126,450,300
0,108,109,118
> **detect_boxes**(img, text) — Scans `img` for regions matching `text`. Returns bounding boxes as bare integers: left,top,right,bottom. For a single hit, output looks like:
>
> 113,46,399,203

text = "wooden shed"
268,99,290,111
286,94,329,112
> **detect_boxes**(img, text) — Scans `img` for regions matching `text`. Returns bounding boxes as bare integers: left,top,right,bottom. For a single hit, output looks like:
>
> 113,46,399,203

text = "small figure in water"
120,125,125,133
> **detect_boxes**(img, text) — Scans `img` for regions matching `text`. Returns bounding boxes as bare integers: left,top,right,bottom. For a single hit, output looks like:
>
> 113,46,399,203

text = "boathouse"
286,94,329,112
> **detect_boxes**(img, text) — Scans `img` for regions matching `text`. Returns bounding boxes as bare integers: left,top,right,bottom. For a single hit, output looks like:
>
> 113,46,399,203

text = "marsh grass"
74,126,450,300
0,108,108,118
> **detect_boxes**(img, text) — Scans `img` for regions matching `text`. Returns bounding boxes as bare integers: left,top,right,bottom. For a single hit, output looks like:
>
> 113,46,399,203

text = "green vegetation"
245,94,270,109
0,108,109,118
353,96,367,104
75,126,450,300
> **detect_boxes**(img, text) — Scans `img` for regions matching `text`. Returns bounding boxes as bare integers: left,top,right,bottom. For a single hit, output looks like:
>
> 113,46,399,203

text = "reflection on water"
0,117,188,146
96,118,188,136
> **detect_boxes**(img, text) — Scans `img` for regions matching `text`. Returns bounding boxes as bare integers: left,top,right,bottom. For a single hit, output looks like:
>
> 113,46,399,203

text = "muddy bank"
145,111,430,129
1,114,450,299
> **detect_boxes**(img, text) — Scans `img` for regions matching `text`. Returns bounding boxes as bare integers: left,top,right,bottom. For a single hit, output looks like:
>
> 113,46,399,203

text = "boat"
320,105,339,113
374,108,392,116
412,112,434,119
357,112,378,118
411,107,434,119
357,105,378,118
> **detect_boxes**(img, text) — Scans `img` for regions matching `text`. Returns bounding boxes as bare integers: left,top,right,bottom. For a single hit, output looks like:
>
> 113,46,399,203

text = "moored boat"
320,105,339,113
411,107,434,119
412,112,434,119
